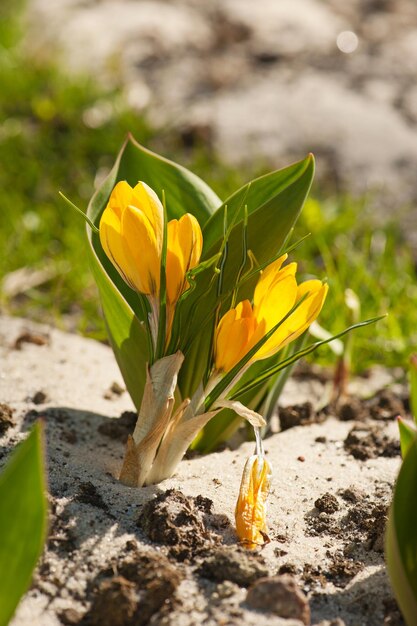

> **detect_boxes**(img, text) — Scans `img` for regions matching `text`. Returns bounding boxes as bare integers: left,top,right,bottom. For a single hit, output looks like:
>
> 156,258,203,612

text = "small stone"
246,575,310,625
315,493,339,514
88,577,138,626
313,620,346,626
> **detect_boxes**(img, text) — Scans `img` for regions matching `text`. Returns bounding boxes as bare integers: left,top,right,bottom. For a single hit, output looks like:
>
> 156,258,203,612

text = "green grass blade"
386,437,417,625
0,422,48,626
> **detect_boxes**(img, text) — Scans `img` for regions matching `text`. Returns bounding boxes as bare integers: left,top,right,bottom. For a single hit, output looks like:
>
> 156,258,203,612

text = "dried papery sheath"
235,451,272,550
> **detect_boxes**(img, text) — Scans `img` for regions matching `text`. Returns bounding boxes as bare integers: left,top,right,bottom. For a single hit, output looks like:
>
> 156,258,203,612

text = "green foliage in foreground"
386,435,417,626
0,423,48,626
1,2,417,370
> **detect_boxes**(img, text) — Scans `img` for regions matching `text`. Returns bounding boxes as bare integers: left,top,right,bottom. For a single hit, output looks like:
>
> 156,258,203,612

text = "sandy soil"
0,315,406,626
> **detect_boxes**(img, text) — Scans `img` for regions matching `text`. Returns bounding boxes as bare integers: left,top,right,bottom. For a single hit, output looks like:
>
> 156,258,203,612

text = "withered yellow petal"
235,455,272,550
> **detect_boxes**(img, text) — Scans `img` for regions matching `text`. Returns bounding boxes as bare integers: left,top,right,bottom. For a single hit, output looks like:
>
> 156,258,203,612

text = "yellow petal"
132,181,164,247
235,455,272,549
99,207,136,290
253,254,290,306
271,281,329,353
106,180,133,220
215,301,257,372
166,213,203,305
121,205,161,295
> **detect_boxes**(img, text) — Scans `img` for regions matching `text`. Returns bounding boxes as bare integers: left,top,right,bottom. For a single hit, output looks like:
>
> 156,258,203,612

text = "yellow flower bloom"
166,213,203,306
100,180,163,295
100,181,203,307
214,254,328,372
235,454,272,549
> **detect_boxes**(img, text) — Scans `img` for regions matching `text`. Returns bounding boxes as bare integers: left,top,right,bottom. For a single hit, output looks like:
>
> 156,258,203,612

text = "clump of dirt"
336,396,367,421
199,546,269,587
245,575,310,625
97,411,137,443
103,381,125,400
13,330,50,349
31,390,49,405
279,402,326,430
344,424,400,460
326,554,364,587
75,482,109,512
0,403,14,435
306,484,390,565
368,389,405,421
138,489,227,561
314,493,340,514
84,542,182,626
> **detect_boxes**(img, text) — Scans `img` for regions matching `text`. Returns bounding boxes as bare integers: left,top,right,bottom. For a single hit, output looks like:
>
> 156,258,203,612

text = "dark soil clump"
13,330,50,349
138,489,224,561
344,424,400,460
326,555,363,587
368,389,405,421
279,402,325,431
199,546,269,587
85,544,181,626
336,396,367,421
314,493,339,514
0,403,14,435
76,482,108,512
97,411,137,443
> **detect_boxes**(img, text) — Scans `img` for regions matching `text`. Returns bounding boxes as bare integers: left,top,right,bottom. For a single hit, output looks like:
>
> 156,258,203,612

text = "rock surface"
25,0,417,247
0,315,404,625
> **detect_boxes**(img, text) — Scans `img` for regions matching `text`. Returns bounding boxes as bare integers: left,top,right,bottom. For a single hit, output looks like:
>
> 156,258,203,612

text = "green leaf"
0,422,48,626
178,154,315,398
397,416,417,459
86,135,221,410
386,437,417,625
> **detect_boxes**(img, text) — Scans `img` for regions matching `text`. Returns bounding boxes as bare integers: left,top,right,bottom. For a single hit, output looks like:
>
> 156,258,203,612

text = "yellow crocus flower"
100,180,203,316
235,454,272,549
214,254,328,372
166,213,203,307
100,180,164,295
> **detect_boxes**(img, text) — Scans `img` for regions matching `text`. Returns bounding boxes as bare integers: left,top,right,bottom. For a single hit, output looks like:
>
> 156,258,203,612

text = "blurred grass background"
1,2,416,371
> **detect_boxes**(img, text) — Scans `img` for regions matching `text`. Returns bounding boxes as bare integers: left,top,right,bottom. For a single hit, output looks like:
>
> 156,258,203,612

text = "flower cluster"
99,179,328,547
